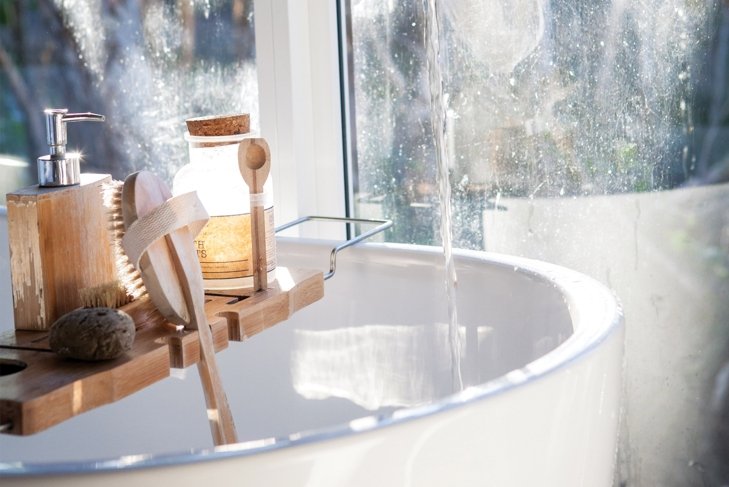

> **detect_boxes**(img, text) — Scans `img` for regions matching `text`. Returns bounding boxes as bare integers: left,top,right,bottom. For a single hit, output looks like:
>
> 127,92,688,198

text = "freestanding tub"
0,210,623,486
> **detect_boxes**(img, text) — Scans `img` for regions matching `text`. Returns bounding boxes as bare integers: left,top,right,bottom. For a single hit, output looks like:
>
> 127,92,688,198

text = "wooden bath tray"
0,267,323,436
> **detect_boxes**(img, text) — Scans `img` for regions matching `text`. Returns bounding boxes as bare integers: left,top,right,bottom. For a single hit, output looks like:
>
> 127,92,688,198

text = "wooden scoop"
121,171,237,446
238,138,271,292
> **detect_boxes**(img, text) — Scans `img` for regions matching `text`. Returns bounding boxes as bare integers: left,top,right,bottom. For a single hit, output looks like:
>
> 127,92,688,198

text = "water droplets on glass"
50,0,258,182
350,0,717,249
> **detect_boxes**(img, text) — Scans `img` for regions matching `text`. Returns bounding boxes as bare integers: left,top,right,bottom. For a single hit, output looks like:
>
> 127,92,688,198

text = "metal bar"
275,216,392,280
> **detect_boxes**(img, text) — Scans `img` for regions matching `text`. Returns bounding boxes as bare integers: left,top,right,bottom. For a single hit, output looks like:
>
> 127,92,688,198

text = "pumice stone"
49,307,135,361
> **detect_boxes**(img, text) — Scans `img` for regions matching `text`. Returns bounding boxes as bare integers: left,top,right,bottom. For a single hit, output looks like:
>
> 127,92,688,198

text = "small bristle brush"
77,181,166,329
103,180,148,302
78,281,130,309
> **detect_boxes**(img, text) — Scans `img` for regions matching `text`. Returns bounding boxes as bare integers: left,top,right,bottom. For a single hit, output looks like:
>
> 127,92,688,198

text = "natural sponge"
49,308,135,361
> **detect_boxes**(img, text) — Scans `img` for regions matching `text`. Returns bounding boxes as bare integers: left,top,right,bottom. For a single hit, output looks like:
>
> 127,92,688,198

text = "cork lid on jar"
185,113,250,137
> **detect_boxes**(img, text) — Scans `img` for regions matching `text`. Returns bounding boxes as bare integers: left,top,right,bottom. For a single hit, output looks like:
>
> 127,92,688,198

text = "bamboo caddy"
0,130,325,441
0,109,392,441
0,265,324,437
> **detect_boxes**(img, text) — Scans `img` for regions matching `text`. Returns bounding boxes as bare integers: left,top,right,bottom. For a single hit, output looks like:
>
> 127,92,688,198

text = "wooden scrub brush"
120,171,238,445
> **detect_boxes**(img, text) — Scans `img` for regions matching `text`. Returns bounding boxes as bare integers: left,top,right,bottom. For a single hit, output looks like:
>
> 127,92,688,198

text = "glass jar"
173,132,276,290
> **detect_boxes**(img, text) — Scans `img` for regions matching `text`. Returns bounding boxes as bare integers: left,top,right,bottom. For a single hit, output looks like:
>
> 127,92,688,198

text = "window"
0,0,257,201
344,0,727,247
343,1,729,486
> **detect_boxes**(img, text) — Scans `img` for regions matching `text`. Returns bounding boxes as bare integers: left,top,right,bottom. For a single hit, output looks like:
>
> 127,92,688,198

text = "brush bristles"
103,180,147,302
79,282,132,309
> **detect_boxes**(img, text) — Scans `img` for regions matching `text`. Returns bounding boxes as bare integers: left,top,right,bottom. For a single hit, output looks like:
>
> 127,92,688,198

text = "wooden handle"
250,205,267,291
167,225,238,445
122,171,237,445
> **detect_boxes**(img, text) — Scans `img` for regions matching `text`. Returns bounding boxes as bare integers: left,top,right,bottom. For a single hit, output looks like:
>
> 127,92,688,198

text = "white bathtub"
0,211,623,486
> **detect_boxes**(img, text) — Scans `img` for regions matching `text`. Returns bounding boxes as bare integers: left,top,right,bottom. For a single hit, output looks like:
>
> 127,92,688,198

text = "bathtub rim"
0,236,624,477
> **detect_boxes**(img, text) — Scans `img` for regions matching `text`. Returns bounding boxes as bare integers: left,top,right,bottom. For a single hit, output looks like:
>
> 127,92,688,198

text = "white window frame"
254,0,347,232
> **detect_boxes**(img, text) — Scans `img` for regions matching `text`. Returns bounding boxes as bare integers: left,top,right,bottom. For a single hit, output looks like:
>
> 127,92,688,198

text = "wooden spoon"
122,171,237,446
238,138,271,292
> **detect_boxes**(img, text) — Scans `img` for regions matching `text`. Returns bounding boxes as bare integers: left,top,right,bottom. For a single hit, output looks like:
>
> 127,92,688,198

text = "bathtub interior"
0,218,574,465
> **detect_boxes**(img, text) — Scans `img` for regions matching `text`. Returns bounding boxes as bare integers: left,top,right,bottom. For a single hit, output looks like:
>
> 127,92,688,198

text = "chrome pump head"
37,108,105,187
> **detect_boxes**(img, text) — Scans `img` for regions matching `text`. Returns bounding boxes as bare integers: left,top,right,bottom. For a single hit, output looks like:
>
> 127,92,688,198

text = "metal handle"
276,216,393,280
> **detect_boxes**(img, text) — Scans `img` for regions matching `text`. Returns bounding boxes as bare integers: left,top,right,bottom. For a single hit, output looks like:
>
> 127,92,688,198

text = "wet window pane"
0,0,257,200
347,0,726,247
346,1,729,485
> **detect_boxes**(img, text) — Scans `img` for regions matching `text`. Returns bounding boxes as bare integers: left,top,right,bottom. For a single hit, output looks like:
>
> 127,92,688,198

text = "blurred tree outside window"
0,0,257,202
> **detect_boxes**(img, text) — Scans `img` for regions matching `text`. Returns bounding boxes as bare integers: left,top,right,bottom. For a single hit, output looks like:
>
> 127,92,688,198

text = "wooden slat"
0,323,171,435
166,316,229,369
205,267,324,341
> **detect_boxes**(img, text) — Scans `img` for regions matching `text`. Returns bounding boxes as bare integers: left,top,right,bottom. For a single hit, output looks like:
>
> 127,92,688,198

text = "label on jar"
194,207,276,280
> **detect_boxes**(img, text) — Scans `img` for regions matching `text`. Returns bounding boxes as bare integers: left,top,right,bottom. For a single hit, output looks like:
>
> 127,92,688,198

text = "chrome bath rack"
275,216,393,280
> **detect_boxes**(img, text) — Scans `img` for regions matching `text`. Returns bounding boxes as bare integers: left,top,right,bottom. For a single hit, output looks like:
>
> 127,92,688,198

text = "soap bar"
49,308,135,361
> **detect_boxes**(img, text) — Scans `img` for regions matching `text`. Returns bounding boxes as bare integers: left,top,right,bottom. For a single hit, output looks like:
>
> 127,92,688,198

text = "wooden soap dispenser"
6,108,117,331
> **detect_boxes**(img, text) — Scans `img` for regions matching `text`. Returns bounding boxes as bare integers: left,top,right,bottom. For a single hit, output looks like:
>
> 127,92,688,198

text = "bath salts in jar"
173,114,276,290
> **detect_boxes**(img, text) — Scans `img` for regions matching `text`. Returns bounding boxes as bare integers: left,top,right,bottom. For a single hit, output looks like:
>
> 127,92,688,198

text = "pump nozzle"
38,108,105,187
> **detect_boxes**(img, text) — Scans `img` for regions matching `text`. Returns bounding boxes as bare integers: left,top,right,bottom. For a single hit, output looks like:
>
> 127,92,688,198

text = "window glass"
347,0,725,246
0,0,257,200
345,1,729,486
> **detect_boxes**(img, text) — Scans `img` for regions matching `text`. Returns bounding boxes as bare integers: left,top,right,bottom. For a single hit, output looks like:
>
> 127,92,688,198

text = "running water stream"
423,0,463,392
